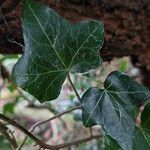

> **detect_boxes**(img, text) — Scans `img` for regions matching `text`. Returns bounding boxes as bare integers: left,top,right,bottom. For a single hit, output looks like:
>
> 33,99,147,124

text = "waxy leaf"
104,135,121,150
133,128,150,150
12,0,104,102
81,71,150,150
133,103,150,149
141,102,150,130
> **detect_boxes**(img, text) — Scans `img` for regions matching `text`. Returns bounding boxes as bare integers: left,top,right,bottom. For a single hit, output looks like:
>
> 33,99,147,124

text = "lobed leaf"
141,102,150,130
12,0,104,102
133,102,150,149
81,71,150,150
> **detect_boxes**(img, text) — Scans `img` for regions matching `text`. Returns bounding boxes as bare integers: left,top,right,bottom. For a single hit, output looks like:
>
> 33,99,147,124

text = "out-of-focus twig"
17,106,82,150
0,121,17,149
68,74,81,101
0,107,102,150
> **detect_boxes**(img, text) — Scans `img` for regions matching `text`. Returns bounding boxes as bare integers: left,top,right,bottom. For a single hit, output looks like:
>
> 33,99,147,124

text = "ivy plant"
81,71,150,150
12,0,150,149
133,103,150,150
12,0,104,102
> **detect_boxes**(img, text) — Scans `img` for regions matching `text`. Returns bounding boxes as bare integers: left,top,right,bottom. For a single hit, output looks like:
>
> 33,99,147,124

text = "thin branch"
67,74,81,101
27,103,58,114
0,112,102,150
0,114,47,148
31,106,82,129
17,106,81,149
7,39,24,49
68,73,95,144
0,121,17,149
49,133,102,148
26,103,68,130
9,131,17,148
17,89,31,103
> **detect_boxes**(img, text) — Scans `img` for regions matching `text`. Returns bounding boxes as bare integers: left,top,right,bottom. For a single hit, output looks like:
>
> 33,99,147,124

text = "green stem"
67,73,81,101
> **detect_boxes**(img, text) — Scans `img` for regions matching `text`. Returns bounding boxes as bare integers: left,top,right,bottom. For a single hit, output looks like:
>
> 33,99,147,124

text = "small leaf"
119,59,127,72
141,102,150,130
3,103,15,114
104,135,121,150
133,103,150,149
12,0,104,102
81,71,150,150
133,128,150,150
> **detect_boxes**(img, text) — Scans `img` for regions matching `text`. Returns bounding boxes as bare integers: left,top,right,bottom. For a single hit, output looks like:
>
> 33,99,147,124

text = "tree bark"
0,0,150,86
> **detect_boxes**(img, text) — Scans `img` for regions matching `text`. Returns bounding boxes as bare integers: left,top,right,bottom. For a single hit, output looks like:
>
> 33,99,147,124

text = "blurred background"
0,0,149,149
0,54,142,149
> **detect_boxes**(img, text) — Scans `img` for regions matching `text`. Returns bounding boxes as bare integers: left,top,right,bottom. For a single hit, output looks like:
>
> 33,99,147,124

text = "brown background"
0,0,150,87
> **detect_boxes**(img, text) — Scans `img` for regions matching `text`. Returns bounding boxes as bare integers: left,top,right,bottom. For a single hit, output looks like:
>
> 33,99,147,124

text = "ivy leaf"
141,102,150,130
133,103,150,149
81,71,150,150
104,135,121,150
133,128,150,150
12,0,104,102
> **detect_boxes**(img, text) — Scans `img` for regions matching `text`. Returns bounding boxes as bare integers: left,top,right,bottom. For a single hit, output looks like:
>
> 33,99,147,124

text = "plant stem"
17,106,81,150
0,121,17,149
67,74,81,101
68,73,95,140
0,112,102,150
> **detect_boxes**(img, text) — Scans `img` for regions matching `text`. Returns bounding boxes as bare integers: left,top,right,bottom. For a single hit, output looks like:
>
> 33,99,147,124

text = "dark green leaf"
0,135,11,150
12,0,104,102
104,135,121,150
141,102,150,130
81,71,150,150
133,103,150,149
133,128,150,150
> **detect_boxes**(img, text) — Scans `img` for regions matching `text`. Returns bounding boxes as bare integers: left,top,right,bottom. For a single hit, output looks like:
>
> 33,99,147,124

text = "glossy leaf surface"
133,128,150,150
133,102,150,149
141,102,150,130
104,135,121,150
81,71,150,150
12,0,104,102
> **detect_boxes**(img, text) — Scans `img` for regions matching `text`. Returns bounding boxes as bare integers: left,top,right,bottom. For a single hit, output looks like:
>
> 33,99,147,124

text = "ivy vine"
11,0,150,149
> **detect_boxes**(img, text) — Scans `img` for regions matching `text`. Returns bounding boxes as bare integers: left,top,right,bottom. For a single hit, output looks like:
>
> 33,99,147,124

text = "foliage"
6,0,150,149
133,103,150,150
81,71,150,150
12,0,104,102
0,135,11,150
